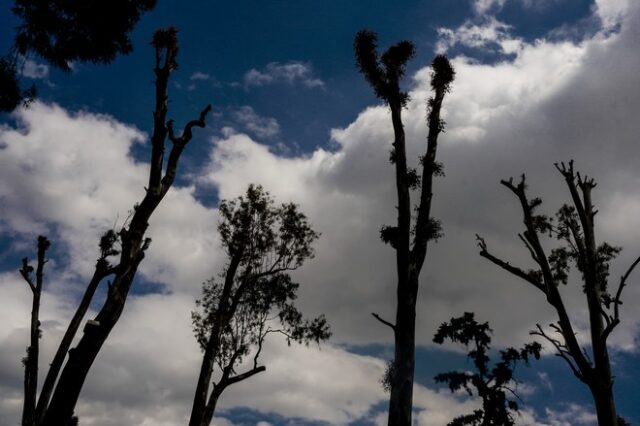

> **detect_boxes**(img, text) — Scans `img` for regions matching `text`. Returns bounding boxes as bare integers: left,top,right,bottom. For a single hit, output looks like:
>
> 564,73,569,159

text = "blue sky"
1,0,639,425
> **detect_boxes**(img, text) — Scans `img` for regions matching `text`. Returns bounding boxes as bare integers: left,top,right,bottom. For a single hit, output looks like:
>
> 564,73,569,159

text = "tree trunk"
22,287,40,426
591,382,618,426
41,263,140,426
388,274,418,426
35,267,106,424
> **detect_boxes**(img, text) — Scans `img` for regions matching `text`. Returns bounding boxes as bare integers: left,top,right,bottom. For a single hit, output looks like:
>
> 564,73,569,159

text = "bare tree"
476,161,639,426
189,184,330,426
354,30,455,426
18,236,50,426
27,27,213,426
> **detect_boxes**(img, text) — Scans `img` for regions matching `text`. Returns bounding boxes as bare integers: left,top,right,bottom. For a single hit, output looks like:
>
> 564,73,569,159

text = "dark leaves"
406,168,420,190
13,0,156,71
354,29,414,106
0,57,36,112
380,225,399,249
434,313,538,426
193,184,328,369
431,55,456,92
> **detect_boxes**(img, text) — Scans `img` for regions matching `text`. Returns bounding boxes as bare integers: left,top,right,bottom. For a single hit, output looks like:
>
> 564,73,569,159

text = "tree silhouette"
18,236,49,426
189,184,330,426
476,161,639,426
433,313,541,426
354,29,454,426
1,0,156,112
18,27,212,426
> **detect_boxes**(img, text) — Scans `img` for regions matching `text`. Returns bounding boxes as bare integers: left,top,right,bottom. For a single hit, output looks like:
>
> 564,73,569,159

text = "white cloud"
436,16,519,54
243,61,325,89
230,106,281,139
21,59,49,80
472,0,507,15
544,403,598,425
190,71,211,81
1,0,640,424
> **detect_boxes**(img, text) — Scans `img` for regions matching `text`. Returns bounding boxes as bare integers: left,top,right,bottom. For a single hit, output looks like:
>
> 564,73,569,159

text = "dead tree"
38,27,211,426
354,30,455,426
476,161,639,426
189,185,330,426
19,236,50,426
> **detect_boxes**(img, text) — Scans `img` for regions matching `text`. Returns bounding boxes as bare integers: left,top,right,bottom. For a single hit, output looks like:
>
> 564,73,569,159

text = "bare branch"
531,324,585,382
518,233,540,265
476,235,545,292
372,312,396,331
19,257,36,292
602,254,640,342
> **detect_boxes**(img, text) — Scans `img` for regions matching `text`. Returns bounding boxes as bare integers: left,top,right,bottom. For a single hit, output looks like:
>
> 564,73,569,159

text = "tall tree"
1,0,156,112
354,30,455,426
37,27,211,426
189,184,330,426
476,161,639,426
433,313,541,426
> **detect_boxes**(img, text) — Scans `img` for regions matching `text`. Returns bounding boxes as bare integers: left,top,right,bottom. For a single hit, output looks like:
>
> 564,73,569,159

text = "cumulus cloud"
1,0,640,424
436,16,519,54
243,61,325,89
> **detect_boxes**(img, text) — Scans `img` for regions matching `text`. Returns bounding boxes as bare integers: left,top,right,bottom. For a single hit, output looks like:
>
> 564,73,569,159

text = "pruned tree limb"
476,235,545,292
372,312,396,331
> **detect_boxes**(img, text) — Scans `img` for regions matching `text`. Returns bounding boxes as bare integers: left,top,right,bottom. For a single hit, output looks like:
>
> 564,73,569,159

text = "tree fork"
41,28,210,426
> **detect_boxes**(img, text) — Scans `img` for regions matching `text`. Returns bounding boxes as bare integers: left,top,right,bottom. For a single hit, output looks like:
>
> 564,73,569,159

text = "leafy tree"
189,185,330,426
476,161,640,426
354,29,454,426
1,0,156,112
17,28,211,426
433,313,541,426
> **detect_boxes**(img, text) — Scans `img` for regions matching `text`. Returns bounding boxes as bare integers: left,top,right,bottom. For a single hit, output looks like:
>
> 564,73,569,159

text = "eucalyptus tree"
189,185,330,426
476,161,639,426
354,30,455,426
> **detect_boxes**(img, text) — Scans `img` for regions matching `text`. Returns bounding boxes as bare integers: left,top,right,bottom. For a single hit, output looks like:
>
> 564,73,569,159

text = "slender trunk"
386,98,415,426
22,236,47,426
200,389,221,426
388,274,418,426
189,326,223,426
34,267,106,424
22,287,40,426
189,251,243,426
41,262,140,426
591,382,617,426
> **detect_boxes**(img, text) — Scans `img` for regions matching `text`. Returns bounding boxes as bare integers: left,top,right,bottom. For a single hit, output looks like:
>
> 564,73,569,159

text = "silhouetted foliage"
189,185,330,426
355,29,454,426
1,0,156,112
0,57,35,112
36,28,210,426
477,161,640,426
433,313,541,426
13,0,156,71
